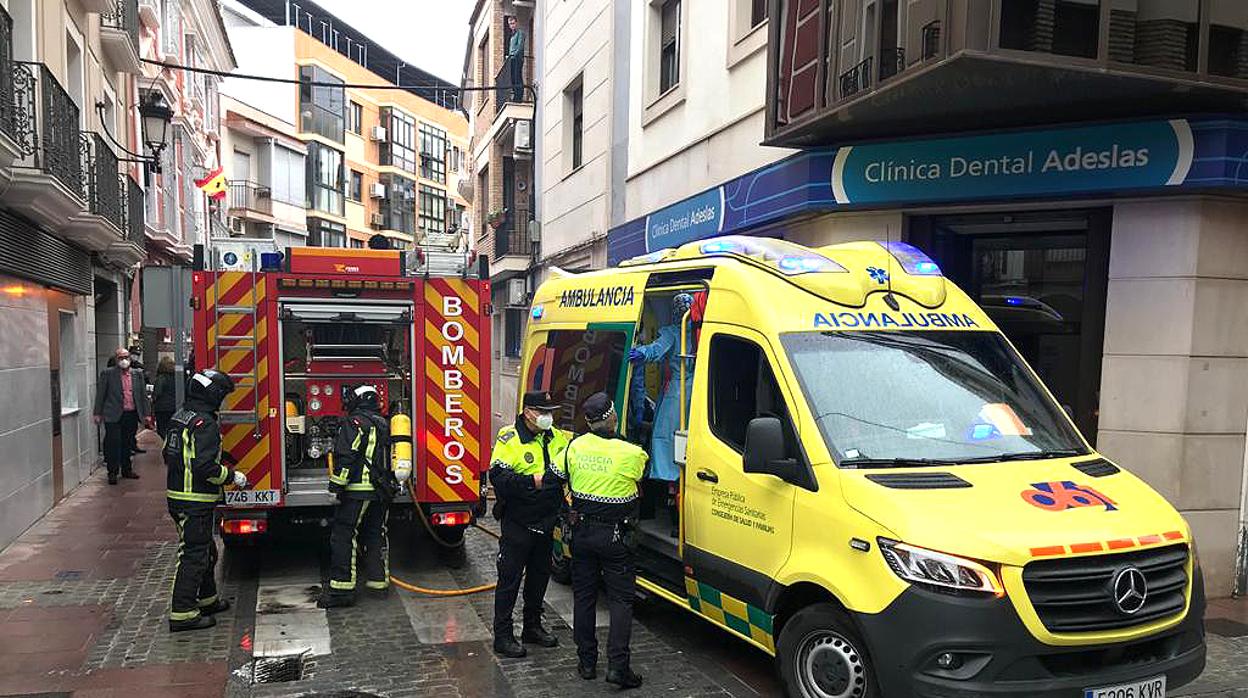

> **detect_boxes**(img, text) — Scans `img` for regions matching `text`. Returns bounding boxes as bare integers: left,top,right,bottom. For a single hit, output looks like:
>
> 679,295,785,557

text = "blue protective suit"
633,321,693,481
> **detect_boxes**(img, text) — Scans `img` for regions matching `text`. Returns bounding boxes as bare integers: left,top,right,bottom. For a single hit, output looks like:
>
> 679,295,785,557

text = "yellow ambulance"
523,236,1205,698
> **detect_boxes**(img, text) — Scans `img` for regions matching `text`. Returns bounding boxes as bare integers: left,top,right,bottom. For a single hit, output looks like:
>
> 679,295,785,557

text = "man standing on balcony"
94,347,153,485
507,15,526,102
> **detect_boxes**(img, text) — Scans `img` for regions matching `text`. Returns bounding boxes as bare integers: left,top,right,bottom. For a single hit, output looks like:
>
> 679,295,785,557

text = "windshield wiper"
839,457,963,469
946,448,1086,464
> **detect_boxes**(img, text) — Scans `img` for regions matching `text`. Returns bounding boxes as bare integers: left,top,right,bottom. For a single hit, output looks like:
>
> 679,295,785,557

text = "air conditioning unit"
514,119,532,152
229,217,245,235
369,182,386,199
507,278,526,306
370,212,385,228
370,125,388,142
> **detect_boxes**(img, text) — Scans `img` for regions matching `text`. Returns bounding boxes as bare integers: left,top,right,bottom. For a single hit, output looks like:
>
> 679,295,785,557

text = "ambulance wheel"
550,549,571,585
776,603,877,698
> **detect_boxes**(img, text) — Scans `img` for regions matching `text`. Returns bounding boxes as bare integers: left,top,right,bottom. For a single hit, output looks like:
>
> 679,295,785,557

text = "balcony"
100,0,142,75
3,62,85,229
494,55,534,119
0,6,24,177
81,0,115,13
490,216,531,279
138,0,160,27
766,0,1248,146
103,175,146,268
64,134,128,251
227,180,275,221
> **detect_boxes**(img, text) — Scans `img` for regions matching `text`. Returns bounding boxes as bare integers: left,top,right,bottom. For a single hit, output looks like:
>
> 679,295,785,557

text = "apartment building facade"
464,0,539,434
221,0,468,254
0,0,149,547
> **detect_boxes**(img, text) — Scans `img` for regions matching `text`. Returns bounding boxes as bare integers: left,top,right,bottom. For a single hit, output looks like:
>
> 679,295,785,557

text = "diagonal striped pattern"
685,577,775,653
202,271,278,497
420,278,484,503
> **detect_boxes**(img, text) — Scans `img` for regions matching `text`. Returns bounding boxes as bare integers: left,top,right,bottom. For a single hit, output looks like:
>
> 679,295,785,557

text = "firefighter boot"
199,598,231,615
169,615,216,633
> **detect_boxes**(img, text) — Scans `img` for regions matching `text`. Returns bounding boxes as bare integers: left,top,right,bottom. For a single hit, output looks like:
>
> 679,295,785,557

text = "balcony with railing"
766,0,1248,146
0,6,21,169
227,180,274,220
64,134,134,252
494,55,534,118
100,174,146,267
100,0,142,75
3,61,86,227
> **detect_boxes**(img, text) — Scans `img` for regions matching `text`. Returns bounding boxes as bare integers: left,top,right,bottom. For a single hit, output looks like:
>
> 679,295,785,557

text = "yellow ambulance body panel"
524,236,1205,697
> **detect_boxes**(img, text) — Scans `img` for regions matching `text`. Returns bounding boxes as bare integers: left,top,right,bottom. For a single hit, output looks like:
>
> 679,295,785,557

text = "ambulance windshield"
782,331,1088,467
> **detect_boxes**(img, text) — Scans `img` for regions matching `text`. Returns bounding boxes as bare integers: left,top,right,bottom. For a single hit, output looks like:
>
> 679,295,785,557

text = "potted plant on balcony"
486,207,508,230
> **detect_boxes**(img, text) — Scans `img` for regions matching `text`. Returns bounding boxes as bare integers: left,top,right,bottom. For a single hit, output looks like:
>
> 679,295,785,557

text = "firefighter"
321,385,402,609
488,390,571,658
164,368,248,632
553,392,647,688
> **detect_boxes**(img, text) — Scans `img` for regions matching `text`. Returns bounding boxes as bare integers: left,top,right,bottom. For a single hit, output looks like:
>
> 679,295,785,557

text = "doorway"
909,210,1111,443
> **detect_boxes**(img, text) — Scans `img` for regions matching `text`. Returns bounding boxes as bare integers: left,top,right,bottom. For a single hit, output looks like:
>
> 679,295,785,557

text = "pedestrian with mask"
488,390,570,658
321,385,402,608
94,347,153,484
553,392,647,688
164,368,247,631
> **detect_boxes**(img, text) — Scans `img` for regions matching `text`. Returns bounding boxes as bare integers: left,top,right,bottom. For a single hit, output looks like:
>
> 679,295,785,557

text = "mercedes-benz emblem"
1111,566,1148,615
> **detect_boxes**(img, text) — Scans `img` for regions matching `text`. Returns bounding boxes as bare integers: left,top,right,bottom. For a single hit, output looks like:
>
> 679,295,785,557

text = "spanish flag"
195,166,226,201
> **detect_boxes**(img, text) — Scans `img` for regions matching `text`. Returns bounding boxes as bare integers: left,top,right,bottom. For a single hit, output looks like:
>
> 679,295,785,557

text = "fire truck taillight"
430,511,472,527
221,519,268,535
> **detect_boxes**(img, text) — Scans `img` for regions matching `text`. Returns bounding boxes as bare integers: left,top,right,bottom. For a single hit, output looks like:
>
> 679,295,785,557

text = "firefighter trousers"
327,497,389,597
168,501,219,621
493,518,553,639
570,522,635,671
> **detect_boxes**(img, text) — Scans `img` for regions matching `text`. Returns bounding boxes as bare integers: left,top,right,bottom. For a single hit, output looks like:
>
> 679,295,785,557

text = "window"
299,65,345,142
706,334,797,453
1105,1,1198,71
380,107,417,173
11,0,36,62
1210,0,1248,79
350,238,364,248
161,0,181,57
565,78,584,170
476,34,490,110
447,203,465,232
58,311,78,410
307,217,347,247
478,165,489,230
1001,0,1100,59
504,309,525,359
348,101,363,134
419,185,446,236
306,142,344,216
349,170,363,201
379,174,416,233
419,123,447,183
659,0,681,94
66,29,84,121
750,0,767,28
450,145,462,173
527,329,628,431
269,145,305,206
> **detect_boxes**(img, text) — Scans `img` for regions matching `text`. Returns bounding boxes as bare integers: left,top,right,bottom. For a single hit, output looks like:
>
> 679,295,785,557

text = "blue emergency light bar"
698,236,846,276
880,241,942,276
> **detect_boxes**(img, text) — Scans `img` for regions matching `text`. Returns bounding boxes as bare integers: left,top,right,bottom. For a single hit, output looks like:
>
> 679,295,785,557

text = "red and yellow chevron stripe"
419,278,487,503
199,272,279,498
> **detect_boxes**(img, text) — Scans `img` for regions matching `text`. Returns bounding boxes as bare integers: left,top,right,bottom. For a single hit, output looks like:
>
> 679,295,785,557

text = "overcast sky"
313,0,474,84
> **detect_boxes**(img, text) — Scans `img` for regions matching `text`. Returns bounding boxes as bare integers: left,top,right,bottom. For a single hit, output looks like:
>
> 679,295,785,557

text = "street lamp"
139,91,174,173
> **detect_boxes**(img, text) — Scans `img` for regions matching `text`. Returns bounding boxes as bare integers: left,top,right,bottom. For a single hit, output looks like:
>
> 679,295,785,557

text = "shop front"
606,115,1248,597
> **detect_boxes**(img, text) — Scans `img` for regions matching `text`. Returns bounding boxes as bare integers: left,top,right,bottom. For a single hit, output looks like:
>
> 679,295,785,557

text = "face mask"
534,413,554,431
118,359,131,369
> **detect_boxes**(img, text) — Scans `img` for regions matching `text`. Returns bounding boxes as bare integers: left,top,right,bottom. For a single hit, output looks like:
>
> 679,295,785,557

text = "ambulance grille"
1070,458,1120,477
1022,544,1189,634
864,472,971,489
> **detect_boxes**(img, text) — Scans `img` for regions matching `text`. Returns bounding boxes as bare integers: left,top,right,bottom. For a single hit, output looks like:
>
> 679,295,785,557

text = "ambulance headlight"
878,539,1003,597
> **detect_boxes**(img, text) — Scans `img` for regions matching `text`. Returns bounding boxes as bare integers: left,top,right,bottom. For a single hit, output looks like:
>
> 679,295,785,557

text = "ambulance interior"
280,312,413,479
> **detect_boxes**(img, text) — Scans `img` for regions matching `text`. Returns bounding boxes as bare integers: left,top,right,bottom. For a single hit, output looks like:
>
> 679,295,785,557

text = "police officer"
164,368,248,632
553,392,647,688
488,390,570,658
321,385,402,608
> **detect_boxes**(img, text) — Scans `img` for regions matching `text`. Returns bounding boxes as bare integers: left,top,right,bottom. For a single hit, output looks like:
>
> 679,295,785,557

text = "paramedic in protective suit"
488,390,571,658
321,385,404,608
164,368,248,632
553,392,647,689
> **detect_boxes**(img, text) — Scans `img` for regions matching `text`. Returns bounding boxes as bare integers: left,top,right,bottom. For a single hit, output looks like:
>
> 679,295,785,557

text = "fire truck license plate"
225,490,280,506
1085,676,1165,698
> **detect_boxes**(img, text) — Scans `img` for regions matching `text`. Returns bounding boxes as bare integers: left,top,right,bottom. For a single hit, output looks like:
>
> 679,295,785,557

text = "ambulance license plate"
1085,675,1165,698
225,489,280,506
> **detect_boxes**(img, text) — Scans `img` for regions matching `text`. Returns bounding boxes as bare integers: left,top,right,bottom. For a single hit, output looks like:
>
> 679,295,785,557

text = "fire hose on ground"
386,496,502,597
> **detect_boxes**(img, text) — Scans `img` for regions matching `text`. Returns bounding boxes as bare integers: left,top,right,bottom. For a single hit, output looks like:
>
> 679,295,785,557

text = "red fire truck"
190,246,490,545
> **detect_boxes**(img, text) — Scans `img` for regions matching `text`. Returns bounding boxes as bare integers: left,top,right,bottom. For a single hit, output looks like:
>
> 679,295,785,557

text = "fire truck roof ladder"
212,248,263,435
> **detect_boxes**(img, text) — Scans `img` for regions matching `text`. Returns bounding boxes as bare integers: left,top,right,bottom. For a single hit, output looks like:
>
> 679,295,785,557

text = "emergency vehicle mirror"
743,417,796,481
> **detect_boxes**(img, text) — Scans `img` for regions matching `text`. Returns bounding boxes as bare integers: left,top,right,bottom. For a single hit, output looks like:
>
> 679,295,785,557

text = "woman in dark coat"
153,356,178,439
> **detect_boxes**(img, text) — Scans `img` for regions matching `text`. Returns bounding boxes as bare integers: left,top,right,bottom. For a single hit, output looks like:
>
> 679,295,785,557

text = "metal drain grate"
251,653,306,684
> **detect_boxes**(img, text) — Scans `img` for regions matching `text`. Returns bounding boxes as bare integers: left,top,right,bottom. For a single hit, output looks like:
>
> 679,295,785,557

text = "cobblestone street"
1,437,1246,697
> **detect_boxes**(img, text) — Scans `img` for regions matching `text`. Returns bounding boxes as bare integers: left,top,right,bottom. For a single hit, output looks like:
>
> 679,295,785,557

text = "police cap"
522,391,559,411
582,392,614,424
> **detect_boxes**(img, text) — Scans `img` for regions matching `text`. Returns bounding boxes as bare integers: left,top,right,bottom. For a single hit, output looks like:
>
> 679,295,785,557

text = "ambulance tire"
776,603,878,698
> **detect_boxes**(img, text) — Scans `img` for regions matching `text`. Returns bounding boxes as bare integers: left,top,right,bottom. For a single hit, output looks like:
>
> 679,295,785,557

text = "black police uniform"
164,369,236,631
488,399,570,656
323,390,393,606
552,392,647,688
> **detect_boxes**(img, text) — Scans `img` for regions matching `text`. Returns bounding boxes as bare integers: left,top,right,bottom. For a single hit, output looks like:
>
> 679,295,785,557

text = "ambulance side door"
684,327,798,597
